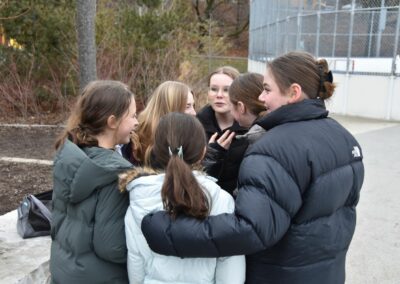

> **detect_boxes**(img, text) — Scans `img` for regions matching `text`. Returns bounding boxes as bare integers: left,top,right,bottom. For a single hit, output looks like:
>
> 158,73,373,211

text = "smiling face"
115,99,138,145
185,91,196,116
208,73,234,115
258,68,291,114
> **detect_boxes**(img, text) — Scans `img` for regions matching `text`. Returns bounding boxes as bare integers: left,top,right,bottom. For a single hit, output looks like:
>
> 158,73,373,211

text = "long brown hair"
229,72,265,117
268,51,335,100
152,112,209,220
55,80,134,150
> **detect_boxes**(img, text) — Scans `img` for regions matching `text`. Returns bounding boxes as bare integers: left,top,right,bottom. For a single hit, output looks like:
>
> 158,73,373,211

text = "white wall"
248,59,400,121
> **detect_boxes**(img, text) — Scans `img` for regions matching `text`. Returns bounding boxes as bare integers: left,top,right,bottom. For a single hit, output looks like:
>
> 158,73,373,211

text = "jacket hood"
235,124,266,142
257,99,328,131
122,169,218,204
119,167,158,192
53,140,132,203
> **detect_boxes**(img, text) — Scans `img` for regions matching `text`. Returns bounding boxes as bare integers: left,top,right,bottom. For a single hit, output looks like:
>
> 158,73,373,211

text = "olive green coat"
50,140,132,284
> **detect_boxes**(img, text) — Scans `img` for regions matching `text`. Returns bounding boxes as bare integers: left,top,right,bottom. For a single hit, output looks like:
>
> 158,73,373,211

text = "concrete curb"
0,157,53,166
0,124,62,128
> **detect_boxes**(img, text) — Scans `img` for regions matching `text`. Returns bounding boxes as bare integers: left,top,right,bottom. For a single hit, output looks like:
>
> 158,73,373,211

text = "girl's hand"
209,130,235,150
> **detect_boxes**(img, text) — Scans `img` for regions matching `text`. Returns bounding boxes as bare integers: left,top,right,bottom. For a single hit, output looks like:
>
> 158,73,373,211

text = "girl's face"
258,68,291,114
115,99,139,145
208,73,234,115
185,91,196,116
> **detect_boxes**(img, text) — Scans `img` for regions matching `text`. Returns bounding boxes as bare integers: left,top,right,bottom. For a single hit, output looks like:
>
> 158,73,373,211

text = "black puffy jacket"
197,105,248,195
142,99,364,284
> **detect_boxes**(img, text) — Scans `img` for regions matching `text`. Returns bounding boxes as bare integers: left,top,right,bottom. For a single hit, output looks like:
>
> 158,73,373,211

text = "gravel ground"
0,125,62,215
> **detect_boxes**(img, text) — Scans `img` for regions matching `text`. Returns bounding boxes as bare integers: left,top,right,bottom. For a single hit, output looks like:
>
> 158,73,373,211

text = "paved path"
0,116,399,283
331,115,400,284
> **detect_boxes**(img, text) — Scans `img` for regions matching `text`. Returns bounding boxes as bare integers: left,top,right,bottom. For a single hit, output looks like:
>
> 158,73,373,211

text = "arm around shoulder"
142,153,300,258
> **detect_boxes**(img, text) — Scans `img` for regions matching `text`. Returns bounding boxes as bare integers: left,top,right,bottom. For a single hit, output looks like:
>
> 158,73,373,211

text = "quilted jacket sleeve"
141,153,303,257
202,142,227,179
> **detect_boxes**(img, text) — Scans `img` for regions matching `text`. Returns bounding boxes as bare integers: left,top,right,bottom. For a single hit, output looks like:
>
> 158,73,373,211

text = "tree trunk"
76,0,97,91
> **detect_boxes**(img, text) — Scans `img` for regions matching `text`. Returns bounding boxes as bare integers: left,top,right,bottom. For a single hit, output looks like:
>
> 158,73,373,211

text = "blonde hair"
131,81,193,164
207,66,240,86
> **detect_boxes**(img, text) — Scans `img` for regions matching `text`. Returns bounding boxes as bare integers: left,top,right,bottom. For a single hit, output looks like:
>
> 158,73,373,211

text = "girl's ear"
288,83,303,103
237,101,246,114
107,115,118,129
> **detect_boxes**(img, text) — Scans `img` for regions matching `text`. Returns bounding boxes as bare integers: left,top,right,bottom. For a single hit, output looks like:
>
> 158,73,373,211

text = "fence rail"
249,0,400,76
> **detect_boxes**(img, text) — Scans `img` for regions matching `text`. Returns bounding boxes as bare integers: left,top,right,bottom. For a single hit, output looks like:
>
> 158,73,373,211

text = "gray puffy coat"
50,140,132,284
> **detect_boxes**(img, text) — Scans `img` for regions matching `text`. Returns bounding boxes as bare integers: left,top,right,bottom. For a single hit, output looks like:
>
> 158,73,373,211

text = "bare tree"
76,0,97,90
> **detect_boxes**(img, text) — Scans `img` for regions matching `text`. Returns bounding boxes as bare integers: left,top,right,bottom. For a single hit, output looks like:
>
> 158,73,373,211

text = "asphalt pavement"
331,114,400,284
0,114,399,283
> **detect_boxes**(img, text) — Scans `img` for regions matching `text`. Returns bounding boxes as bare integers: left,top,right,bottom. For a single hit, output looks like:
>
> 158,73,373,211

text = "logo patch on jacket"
352,146,361,158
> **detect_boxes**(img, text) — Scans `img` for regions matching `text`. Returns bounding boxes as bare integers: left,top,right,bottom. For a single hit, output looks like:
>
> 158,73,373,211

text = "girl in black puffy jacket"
141,51,364,284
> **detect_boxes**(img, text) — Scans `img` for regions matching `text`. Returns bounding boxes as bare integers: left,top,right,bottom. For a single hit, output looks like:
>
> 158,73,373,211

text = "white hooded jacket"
124,170,245,284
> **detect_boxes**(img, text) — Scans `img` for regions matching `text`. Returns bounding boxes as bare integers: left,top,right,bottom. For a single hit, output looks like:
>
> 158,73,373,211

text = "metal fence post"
296,0,303,51
275,21,279,57
316,0,322,57
367,11,375,57
376,0,387,57
391,4,400,75
331,0,340,57
346,0,356,73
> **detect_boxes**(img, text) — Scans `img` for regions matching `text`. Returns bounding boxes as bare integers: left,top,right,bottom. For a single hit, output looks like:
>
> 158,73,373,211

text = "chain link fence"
249,0,400,75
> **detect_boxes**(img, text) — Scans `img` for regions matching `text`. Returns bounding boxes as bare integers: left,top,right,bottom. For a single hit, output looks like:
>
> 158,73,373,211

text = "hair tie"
326,70,333,83
168,145,183,159
317,66,333,97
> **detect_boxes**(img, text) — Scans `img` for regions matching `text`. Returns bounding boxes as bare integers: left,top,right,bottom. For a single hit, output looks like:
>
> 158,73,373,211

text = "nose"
216,89,224,98
258,91,266,102
189,107,196,116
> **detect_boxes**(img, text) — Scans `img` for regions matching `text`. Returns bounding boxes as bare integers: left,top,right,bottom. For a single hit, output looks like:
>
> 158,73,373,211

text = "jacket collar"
197,105,247,134
256,99,328,131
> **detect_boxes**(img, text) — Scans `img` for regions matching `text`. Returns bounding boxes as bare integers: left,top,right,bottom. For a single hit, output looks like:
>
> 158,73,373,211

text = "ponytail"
268,51,336,101
161,155,209,220
153,112,209,219
316,59,336,100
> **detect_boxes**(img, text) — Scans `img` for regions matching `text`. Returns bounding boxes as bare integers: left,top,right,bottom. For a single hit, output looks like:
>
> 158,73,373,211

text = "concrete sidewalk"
332,115,400,284
0,114,399,283
0,210,50,284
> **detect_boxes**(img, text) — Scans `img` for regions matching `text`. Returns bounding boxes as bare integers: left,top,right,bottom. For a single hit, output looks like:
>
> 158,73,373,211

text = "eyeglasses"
209,86,230,95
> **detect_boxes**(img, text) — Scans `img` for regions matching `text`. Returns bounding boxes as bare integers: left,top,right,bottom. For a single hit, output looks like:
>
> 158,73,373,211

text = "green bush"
0,0,238,119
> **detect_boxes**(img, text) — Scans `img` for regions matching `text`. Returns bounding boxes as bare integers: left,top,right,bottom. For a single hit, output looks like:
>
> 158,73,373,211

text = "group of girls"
50,51,364,284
